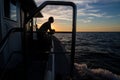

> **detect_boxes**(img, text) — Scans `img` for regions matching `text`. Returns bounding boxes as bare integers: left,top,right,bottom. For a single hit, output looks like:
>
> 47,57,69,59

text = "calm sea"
54,32,120,75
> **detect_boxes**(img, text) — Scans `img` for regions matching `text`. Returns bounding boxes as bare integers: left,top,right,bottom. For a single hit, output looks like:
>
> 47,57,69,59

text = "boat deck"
52,36,70,79
1,36,70,80
26,36,70,80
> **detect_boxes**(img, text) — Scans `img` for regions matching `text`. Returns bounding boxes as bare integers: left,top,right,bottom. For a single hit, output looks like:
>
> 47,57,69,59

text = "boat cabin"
0,0,42,79
0,0,77,80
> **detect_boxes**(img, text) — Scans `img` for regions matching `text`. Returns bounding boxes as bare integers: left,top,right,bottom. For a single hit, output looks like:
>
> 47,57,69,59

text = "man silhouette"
37,17,55,50
37,17,55,39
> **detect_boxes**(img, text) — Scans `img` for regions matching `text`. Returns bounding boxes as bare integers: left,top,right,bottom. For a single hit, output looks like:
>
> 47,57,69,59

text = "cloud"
88,17,94,19
34,0,99,7
79,16,94,23
96,0,120,3
88,9,100,13
88,13,105,17
40,5,72,21
77,8,105,18
34,0,120,24
10,14,17,21
118,14,120,16
10,5,17,21
35,0,105,23
80,19,92,23
105,16,114,18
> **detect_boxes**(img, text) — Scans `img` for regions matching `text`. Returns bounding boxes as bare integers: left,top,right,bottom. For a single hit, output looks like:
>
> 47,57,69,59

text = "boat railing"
0,27,23,80
0,27,23,53
44,33,72,80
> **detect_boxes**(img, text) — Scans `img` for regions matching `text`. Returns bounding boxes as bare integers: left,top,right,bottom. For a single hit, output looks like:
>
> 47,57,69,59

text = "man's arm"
48,24,55,34
48,23,52,31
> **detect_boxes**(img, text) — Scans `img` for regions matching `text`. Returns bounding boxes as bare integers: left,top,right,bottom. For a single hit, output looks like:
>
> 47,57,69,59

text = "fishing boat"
0,0,77,80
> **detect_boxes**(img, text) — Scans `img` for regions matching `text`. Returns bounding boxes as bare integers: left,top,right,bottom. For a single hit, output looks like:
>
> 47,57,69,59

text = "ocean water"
54,32,120,79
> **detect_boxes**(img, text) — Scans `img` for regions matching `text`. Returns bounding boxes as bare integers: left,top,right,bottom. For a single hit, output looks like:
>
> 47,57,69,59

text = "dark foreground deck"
0,36,70,80
52,36,70,80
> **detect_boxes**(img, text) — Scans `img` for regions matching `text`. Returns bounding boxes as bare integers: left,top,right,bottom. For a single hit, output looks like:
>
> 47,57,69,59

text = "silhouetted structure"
0,1,77,80
37,17,55,39
36,17,55,50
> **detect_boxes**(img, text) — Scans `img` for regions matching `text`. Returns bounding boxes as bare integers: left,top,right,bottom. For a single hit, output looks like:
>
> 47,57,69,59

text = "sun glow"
51,24,56,30
51,23,62,31
51,23,72,32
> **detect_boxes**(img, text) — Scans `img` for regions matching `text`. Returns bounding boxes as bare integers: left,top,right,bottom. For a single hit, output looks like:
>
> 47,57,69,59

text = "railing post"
70,4,77,79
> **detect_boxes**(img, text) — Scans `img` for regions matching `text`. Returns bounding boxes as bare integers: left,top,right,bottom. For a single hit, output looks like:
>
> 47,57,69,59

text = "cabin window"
4,0,17,21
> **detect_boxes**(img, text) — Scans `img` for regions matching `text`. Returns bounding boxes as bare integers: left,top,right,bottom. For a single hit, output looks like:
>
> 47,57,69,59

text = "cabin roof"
19,0,43,18
34,12,43,18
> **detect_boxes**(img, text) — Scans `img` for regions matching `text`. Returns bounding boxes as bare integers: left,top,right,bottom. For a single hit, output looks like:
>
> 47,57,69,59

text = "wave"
74,63,120,80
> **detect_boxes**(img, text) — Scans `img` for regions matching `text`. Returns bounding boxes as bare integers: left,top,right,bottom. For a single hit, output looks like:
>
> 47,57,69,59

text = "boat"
0,0,77,80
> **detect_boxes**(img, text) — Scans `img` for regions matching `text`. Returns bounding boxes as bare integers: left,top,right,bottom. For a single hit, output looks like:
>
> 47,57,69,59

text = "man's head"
48,17,54,23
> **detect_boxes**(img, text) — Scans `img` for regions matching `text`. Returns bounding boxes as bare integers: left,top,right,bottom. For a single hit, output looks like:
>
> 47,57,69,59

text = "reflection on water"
76,32,120,54
54,32,120,78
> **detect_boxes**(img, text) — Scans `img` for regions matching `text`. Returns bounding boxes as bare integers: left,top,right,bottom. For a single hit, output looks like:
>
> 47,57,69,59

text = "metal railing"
0,27,23,80
0,27,23,53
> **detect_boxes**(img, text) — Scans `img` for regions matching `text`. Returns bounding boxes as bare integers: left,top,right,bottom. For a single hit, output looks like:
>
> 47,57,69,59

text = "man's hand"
49,29,55,34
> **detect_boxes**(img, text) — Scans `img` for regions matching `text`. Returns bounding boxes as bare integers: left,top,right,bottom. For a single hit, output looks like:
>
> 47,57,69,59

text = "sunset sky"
34,0,120,32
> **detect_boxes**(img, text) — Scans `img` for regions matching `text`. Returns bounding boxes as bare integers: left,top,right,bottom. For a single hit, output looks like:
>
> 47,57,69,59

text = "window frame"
4,0,18,22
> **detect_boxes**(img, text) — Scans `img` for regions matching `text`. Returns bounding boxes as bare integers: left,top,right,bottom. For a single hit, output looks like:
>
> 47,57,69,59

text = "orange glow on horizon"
36,23,71,31
77,26,120,32
52,23,72,32
36,23,120,32
35,18,120,32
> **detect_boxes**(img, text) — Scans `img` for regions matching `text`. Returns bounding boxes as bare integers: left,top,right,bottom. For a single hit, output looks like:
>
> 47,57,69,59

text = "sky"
34,0,120,32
